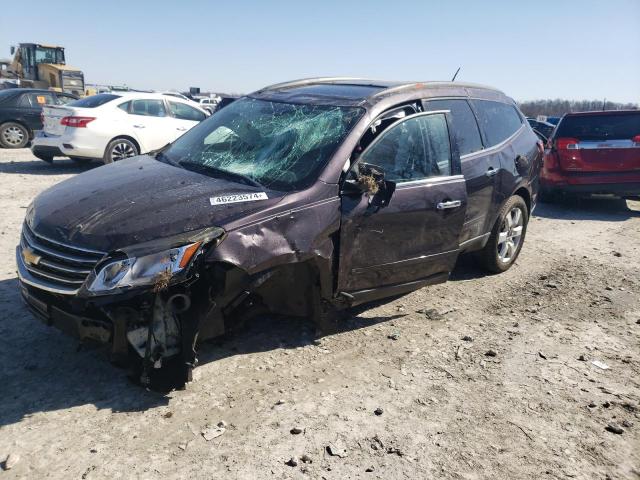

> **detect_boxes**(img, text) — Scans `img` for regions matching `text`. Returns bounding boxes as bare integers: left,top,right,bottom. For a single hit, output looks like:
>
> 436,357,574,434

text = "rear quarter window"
555,113,640,141
471,100,523,147
68,93,121,108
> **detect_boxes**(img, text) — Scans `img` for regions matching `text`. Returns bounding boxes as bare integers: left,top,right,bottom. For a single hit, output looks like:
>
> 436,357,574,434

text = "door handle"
437,200,462,210
176,127,188,131
486,167,498,177
133,124,146,128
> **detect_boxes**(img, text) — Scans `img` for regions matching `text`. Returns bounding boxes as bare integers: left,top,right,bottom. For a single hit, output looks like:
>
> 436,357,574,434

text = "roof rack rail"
252,77,371,94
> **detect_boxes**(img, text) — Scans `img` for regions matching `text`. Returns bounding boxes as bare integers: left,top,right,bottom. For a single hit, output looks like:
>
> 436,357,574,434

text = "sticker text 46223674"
210,192,268,206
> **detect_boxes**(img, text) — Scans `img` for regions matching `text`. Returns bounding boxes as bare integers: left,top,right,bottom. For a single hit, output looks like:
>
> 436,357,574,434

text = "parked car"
540,110,640,200
0,88,77,148
31,92,209,163
527,118,555,140
195,97,219,114
17,78,541,388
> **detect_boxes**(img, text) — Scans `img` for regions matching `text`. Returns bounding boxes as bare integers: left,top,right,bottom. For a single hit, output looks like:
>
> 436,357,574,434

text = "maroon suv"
541,110,640,200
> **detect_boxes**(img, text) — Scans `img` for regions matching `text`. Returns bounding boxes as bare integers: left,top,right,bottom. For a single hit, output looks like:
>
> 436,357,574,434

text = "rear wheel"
0,122,29,148
475,195,529,273
103,138,138,164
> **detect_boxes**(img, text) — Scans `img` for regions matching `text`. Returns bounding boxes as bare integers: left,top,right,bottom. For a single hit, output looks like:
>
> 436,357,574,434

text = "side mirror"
357,163,395,209
10,46,15,55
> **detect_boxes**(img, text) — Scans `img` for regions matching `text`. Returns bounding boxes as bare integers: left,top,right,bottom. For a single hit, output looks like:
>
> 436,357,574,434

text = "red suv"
541,110,640,200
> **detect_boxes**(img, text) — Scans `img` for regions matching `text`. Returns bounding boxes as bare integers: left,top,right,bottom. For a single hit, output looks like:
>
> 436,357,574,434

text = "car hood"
28,155,287,252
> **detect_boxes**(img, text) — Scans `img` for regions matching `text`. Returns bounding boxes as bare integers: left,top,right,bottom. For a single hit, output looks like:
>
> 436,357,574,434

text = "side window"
130,99,167,117
471,100,523,147
22,92,55,107
56,94,77,105
360,113,451,182
117,101,131,113
424,99,483,155
168,101,206,121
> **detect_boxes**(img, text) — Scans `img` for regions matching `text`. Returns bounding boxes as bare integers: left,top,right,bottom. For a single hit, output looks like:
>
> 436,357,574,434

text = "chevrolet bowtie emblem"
22,247,42,266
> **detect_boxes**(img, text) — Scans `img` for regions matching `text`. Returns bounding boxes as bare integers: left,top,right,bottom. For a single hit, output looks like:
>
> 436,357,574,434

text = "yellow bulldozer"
0,43,85,96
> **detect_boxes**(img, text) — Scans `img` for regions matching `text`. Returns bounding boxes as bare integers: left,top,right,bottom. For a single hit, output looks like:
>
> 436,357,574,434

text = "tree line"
517,99,639,118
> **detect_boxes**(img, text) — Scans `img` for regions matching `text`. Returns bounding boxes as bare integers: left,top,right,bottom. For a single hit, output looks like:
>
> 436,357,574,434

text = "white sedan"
31,92,209,164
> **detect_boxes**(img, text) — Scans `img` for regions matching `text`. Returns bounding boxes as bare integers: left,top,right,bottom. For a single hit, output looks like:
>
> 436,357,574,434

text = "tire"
475,195,529,273
103,138,139,164
0,122,29,149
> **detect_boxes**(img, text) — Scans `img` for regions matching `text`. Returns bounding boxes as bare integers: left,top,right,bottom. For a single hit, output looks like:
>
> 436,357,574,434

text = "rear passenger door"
470,100,530,224
122,99,176,152
19,92,56,131
423,98,493,245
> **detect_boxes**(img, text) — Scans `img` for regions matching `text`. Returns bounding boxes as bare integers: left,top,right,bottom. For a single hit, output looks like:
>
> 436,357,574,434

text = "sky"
1,0,639,103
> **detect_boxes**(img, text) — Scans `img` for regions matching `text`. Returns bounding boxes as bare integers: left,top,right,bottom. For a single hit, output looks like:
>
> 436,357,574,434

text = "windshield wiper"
179,161,263,188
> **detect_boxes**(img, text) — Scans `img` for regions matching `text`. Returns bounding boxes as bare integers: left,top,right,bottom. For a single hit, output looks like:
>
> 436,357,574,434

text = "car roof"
563,110,640,117
249,77,511,107
1,88,66,95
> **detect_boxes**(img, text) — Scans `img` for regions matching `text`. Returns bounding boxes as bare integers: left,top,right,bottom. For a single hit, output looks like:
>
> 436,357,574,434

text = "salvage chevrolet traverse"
17,78,542,388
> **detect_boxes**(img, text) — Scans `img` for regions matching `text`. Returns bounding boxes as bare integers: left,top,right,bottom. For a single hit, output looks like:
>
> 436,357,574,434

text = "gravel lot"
1,148,639,480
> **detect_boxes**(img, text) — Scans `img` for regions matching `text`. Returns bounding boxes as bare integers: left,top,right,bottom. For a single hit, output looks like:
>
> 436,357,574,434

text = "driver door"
338,112,468,294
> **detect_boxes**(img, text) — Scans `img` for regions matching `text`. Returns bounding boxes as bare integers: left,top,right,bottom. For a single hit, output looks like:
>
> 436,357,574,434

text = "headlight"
89,242,202,293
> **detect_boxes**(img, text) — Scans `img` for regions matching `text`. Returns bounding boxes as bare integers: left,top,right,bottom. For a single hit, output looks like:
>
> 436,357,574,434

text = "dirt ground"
0,148,638,480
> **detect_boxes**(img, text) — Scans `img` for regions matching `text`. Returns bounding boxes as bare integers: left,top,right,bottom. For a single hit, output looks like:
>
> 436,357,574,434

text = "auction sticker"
210,192,268,205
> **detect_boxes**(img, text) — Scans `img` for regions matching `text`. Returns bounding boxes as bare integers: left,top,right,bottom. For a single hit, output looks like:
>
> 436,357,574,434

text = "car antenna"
451,67,461,82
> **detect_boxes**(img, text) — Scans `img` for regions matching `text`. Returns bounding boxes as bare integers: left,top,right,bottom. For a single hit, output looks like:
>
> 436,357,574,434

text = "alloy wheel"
2,125,25,146
497,206,524,263
110,142,136,161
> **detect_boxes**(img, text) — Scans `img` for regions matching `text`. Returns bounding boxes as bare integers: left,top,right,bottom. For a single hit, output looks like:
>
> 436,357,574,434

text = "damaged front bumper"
15,226,226,389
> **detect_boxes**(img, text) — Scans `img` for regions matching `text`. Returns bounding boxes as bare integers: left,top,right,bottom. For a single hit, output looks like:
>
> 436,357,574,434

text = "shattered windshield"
163,97,363,191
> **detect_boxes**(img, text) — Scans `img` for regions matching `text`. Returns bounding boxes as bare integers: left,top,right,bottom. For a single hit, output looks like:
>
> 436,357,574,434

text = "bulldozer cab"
8,43,84,96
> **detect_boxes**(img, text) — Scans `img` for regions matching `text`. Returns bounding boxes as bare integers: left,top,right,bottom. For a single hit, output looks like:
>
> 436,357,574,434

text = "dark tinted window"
472,100,523,147
424,99,483,155
169,101,206,121
361,113,451,182
68,93,121,108
131,99,167,117
20,92,55,108
555,113,640,141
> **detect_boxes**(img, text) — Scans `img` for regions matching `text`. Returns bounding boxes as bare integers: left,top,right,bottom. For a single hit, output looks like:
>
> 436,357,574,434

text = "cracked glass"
164,97,363,191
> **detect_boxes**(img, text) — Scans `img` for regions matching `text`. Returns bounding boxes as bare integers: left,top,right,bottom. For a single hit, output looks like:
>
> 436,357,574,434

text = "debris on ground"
201,424,226,441
285,457,298,467
290,427,303,435
374,407,384,416
605,423,624,435
327,441,349,458
2,453,19,471
592,360,610,370
485,349,497,357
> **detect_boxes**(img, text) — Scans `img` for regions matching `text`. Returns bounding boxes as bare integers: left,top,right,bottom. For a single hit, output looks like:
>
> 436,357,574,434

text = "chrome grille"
19,224,105,293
